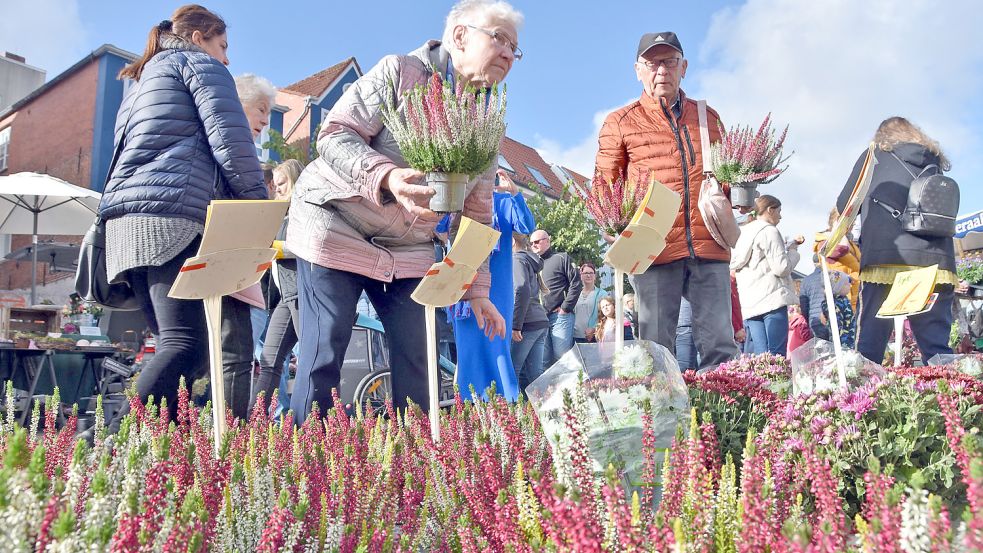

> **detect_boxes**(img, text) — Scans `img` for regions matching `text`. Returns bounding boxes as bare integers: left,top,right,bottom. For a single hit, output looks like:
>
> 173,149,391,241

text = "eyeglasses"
530,238,548,245
581,271,595,276
638,57,682,70
467,25,523,60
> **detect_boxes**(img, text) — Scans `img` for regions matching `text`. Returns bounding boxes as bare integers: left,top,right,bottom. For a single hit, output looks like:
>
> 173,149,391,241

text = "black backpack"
872,152,959,238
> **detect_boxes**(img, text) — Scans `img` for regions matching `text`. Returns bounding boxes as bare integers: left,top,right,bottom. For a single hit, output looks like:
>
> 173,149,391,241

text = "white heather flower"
900,488,931,553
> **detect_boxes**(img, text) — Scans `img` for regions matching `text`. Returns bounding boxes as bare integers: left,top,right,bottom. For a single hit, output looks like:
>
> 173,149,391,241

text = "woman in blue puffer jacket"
98,4,268,425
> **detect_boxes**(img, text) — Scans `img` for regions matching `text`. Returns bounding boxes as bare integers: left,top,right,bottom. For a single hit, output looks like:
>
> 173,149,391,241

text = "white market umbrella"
0,172,101,304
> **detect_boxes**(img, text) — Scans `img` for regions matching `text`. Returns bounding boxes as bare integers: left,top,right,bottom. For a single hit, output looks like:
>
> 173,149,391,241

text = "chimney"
4,52,27,64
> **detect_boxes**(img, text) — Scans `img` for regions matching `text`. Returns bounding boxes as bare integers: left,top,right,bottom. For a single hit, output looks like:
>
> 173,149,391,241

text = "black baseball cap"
637,32,684,58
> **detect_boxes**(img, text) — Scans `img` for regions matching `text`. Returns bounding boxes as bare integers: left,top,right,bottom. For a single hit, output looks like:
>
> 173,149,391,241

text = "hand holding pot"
382,168,434,217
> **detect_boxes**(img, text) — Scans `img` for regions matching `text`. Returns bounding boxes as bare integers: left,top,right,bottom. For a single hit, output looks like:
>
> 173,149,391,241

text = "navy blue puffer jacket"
99,37,267,223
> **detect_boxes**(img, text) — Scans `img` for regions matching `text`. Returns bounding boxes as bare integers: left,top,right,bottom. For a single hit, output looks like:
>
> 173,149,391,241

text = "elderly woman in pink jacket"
285,0,523,424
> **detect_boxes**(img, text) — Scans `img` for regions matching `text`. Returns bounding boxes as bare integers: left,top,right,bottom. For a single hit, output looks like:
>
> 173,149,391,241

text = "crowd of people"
92,0,965,430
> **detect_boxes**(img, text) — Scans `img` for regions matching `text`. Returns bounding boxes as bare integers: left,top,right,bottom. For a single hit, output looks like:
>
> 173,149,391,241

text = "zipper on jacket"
681,124,696,166
661,101,697,259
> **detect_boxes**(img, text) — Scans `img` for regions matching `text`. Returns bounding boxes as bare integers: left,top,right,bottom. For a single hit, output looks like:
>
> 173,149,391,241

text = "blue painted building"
275,57,363,159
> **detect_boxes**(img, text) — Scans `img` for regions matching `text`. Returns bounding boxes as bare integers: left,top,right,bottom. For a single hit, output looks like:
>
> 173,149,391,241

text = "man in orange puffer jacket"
594,31,738,368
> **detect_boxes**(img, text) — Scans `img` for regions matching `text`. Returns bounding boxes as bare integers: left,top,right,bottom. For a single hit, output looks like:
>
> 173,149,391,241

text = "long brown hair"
595,296,616,341
873,116,951,171
119,5,226,81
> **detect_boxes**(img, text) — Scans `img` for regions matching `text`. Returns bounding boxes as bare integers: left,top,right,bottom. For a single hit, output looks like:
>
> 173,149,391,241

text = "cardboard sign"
822,143,878,258
604,178,680,274
412,217,500,307
877,265,939,317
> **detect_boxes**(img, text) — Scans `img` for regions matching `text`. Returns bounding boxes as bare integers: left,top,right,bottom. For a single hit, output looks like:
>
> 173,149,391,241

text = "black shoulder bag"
74,81,145,311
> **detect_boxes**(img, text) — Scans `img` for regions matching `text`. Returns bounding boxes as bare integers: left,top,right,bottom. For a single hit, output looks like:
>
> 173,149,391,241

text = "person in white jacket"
730,195,803,356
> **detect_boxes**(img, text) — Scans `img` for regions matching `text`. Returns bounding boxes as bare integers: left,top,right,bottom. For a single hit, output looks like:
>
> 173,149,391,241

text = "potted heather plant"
957,255,983,297
572,171,651,236
709,114,791,208
381,72,507,213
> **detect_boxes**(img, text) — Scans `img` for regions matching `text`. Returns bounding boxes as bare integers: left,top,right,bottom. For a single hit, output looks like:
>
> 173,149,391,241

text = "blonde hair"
874,116,951,171
272,159,304,200
442,0,524,48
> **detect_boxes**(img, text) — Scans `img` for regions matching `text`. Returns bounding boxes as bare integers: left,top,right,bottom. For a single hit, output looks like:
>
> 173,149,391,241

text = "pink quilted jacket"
285,41,495,298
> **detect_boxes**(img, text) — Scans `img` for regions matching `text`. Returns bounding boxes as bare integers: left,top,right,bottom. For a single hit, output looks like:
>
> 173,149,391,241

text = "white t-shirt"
574,288,605,339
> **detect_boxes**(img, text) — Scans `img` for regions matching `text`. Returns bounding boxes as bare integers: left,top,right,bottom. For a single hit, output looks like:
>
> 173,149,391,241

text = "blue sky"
3,0,982,266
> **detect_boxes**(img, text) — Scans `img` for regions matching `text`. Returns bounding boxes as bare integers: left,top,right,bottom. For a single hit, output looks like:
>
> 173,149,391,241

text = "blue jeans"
511,326,547,392
291,262,429,426
544,311,574,370
745,307,789,356
675,298,698,370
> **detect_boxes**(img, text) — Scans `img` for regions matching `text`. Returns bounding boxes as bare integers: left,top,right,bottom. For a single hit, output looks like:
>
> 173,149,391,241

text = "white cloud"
0,0,87,78
692,0,983,269
532,102,630,177
530,0,983,272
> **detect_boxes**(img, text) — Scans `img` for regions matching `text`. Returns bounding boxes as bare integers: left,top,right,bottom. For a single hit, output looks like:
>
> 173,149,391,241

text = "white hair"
441,0,524,48
234,73,276,108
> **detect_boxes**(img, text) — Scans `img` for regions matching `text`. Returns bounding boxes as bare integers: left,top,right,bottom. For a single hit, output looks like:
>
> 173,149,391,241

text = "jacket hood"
516,250,544,273
730,219,769,270
889,142,940,170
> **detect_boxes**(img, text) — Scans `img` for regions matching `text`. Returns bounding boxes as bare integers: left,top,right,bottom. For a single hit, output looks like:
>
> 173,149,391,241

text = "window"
0,127,10,172
524,164,550,188
498,154,515,173
255,126,270,162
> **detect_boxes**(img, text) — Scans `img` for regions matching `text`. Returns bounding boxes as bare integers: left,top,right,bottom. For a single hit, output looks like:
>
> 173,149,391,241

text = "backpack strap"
697,100,712,174
889,151,938,179
871,197,902,219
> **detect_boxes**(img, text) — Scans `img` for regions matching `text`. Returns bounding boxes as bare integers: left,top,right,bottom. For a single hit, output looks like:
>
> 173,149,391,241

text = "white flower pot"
426,172,470,213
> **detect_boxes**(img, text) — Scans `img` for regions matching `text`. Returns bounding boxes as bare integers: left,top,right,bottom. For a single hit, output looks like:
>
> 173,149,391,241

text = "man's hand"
512,330,523,342
735,328,746,343
382,167,434,217
601,232,616,245
470,297,507,340
585,328,596,341
557,308,569,315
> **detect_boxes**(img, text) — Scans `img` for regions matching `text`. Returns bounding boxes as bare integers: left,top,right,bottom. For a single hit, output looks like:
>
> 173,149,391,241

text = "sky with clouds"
2,0,981,270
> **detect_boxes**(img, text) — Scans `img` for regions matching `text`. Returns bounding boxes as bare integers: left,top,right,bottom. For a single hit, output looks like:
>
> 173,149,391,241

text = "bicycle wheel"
353,370,392,414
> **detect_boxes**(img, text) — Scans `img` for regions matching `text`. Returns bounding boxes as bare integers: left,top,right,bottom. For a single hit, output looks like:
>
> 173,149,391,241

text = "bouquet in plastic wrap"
927,353,983,377
525,341,690,497
789,337,885,395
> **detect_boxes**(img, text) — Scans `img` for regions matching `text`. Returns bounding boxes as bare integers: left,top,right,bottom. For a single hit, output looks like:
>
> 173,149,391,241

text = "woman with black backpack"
839,116,959,363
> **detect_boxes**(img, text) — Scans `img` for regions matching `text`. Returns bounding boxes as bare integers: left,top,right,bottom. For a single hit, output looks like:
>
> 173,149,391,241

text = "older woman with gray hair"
234,73,276,139
216,72,278,420
286,0,523,424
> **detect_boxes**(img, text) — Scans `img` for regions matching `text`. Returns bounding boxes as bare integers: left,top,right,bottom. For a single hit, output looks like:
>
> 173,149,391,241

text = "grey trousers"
632,258,738,369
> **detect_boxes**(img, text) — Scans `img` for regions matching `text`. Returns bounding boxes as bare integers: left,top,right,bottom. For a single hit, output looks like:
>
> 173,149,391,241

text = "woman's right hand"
382,168,434,217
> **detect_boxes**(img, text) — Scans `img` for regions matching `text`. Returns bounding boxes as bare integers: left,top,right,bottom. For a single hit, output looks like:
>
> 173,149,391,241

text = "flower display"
380,72,506,176
571,171,651,236
0,353,982,550
709,113,790,185
957,255,983,284
526,341,690,496
789,337,884,395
